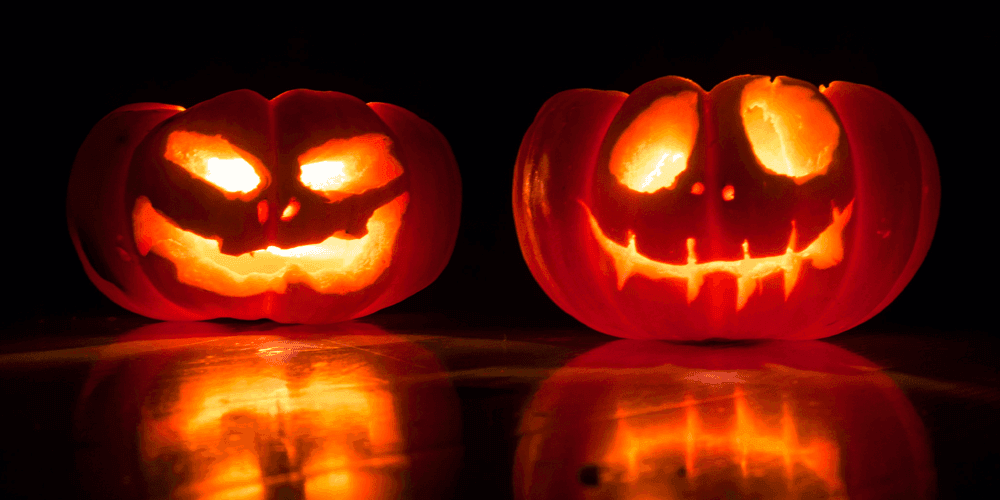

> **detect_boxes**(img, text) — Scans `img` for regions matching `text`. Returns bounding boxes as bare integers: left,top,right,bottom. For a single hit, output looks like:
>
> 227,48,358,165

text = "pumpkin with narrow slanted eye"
513,75,939,340
68,89,461,323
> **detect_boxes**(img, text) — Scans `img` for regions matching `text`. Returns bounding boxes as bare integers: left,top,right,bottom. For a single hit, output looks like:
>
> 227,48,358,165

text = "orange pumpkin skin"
68,90,461,323
514,340,935,499
513,76,939,339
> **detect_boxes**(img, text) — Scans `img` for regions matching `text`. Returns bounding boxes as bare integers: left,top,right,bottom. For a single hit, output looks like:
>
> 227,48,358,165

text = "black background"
4,13,992,333
1,13,997,500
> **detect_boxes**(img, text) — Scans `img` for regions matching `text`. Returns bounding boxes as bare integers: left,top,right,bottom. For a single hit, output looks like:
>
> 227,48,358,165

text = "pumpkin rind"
513,76,939,339
68,90,461,323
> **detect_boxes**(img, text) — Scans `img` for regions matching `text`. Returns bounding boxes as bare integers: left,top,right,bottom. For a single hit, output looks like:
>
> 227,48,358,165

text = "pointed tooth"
783,258,803,300
685,237,702,303
616,233,637,290
617,266,630,290
687,273,703,303
781,221,802,300
736,275,756,310
742,239,750,260
616,275,628,290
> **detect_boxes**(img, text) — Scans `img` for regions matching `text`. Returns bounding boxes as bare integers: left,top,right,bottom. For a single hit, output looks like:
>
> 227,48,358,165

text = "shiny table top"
0,313,996,499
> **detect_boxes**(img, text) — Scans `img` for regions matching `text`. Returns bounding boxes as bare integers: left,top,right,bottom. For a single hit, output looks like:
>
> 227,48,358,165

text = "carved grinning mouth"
133,194,408,297
583,199,853,310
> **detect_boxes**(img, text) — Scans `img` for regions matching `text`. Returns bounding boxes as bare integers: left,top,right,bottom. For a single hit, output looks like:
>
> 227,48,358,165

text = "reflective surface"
515,341,932,499
74,322,460,499
0,314,996,499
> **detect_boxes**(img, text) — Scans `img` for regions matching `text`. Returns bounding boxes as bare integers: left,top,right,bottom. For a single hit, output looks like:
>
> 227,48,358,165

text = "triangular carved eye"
741,77,841,184
298,133,403,202
165,130,267,199
610,91,700,193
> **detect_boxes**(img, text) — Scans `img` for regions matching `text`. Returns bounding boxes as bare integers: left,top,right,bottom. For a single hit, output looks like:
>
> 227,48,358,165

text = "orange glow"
301,160,349,190
165,130,265,197
138,340,404,500
298,134,403,201
605,386,843,495
741,77,840,184
132,193,409,297
257,200,268,224
690,182,704,195
584,200,853,310
281,198,300,221
722,184,735,201
610,91,699,193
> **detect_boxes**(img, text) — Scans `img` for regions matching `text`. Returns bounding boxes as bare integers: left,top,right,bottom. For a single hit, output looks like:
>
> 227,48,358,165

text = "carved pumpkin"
513,75,939,339
515,340,935,499
75,322,462,500
68,90,461,323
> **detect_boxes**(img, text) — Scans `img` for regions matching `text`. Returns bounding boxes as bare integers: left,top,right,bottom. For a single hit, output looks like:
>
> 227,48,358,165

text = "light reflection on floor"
73,321,462,500
514,340,934,500
1,316,995,499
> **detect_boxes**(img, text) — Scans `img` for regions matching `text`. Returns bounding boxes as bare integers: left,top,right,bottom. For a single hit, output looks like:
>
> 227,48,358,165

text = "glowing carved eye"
301,161,349,191
165,130,264,196
610,91,700,193
298,133,403,201
741,77,841,184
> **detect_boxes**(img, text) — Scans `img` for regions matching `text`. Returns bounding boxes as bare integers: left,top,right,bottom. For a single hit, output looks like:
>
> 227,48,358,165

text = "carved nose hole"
690,182,704,195
257,200,269,224
281,198,300,221
578,464,600,486
722,185,735,201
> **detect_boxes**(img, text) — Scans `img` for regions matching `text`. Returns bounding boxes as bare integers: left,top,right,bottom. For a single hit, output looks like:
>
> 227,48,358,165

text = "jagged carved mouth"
132,194,409,297
583,200,853,310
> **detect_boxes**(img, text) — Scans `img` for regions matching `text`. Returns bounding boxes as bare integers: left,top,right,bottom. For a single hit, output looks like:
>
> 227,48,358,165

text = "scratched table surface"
0,313,996,500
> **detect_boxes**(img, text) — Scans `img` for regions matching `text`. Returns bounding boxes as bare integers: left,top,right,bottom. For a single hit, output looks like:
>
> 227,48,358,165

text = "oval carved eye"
741,77,841,184
164,130,266,198
610,91,700,193
298,133,403,202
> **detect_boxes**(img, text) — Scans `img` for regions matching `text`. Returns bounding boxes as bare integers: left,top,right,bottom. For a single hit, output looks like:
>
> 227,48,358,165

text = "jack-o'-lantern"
513,76,939,339
75,322,462,500
514,340,934,499
68,90,461,323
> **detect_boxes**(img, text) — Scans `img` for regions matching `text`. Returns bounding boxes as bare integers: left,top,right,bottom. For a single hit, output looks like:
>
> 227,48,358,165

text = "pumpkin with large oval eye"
513,75,939,339
68,89,461,323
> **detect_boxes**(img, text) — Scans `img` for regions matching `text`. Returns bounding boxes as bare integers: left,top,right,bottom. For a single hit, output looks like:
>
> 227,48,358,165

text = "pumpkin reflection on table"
74,321,461,500
515,340,934,500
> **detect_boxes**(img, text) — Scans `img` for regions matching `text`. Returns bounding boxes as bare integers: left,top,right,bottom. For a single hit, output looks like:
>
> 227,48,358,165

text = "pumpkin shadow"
74,321,461,500
514,339,935,500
